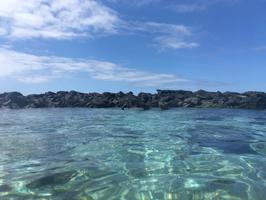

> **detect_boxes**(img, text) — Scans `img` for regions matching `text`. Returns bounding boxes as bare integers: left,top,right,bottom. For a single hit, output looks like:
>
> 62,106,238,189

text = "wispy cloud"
127,22,191,35
0,0,120,39
0,27,6,35
173,0,239,13
254,45,266,52
155,36,199,50
107,0,161,7
174,3,207,13
0,0,199,50
124,21,199,50
0,47,188,87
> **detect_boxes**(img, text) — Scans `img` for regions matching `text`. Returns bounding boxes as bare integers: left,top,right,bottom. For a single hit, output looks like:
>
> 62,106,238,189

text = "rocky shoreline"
1,90,266,110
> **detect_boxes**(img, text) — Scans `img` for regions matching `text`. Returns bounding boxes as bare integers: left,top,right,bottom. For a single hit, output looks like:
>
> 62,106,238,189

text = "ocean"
0,108,266,200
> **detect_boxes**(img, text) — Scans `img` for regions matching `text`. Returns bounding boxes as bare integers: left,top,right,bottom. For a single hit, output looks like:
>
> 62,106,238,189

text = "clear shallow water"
0,108,266,200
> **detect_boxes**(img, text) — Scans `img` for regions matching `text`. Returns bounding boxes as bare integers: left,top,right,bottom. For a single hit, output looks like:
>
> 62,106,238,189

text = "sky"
0,0,266,94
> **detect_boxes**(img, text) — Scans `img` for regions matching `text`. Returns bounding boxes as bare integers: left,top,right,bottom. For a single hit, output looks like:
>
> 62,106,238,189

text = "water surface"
0,108,266,200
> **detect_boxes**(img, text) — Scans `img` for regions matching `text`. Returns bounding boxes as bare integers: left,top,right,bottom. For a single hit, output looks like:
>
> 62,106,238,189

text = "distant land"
1,90,266,110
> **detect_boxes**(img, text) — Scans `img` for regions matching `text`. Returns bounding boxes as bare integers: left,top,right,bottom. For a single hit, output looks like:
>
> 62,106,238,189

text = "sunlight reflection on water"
0,108,266,200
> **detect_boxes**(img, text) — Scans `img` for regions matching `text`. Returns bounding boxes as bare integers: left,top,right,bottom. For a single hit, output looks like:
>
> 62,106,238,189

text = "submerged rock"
210,179,236,186
1,90,266,110
250,142,266,155
0,184,12,192
26,171,76,189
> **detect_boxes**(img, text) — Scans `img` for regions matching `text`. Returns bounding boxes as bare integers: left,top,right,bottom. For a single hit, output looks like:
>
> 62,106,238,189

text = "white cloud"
18,76,51,84
107,0,161,6
173,0,239,13
0,27,6,35
174,4,206,13
0,0,119,39
155,36,199,50
0,0,199,50
0,0,199,51
124,21,199,50
128,22,191,35
0,47,188,87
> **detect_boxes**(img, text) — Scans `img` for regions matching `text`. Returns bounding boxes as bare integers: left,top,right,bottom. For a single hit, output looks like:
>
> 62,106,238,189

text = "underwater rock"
250,142,266,155
0,184,12,192
26,171,76,189
210,179,236,186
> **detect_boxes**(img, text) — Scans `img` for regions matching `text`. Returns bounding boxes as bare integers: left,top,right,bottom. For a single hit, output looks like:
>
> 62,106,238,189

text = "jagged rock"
0,92,28,108
0,90,266,110
158,98,170,110
137,92,152,110
184,97,200,107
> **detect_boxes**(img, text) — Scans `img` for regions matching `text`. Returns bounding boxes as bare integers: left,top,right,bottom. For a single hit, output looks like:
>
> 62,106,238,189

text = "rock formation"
1,90,266,110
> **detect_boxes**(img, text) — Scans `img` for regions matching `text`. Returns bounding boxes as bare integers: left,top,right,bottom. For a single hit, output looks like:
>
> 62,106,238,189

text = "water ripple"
0,108,266,199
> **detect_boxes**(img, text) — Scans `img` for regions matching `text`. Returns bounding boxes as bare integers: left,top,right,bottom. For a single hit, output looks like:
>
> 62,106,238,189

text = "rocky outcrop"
1,90,266,110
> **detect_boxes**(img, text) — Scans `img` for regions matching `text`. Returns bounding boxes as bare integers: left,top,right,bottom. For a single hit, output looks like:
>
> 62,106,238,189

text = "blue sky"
0,0,266,94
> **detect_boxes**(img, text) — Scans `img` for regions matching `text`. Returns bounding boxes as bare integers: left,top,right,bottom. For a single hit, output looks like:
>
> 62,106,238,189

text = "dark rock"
184,97,200,107
137,92,152,110
0,92,28,108
158,98,170,110
0,184,12,192
26,171,76,189
195,89,213,98
1,90,266,110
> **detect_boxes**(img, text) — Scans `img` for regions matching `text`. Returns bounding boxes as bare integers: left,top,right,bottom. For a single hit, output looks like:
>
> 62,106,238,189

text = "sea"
0,108,266,200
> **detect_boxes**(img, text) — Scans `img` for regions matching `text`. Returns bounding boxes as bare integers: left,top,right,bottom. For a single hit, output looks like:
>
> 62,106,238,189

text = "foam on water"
0,108,266,200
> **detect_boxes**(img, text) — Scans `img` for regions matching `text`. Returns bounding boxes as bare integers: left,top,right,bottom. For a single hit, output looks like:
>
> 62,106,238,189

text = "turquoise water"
0,108,266,200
